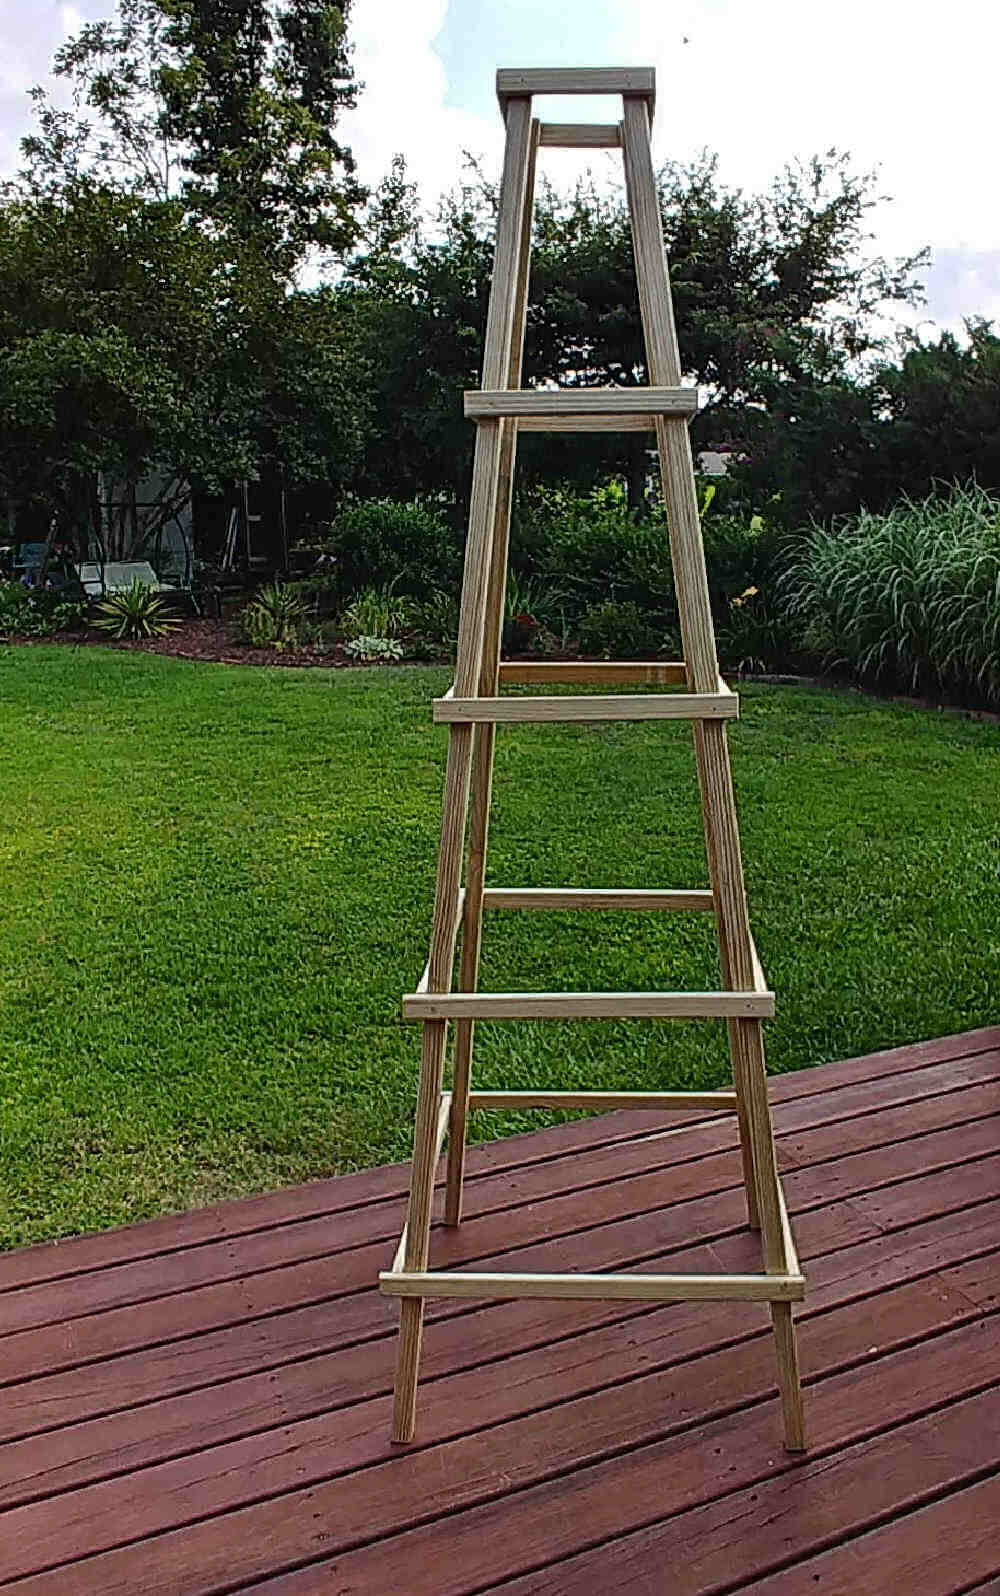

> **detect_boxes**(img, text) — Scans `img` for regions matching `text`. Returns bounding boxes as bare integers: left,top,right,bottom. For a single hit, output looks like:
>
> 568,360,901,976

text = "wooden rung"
465,387,696,422
538,122,620,147
380,1268,805,1304
517,414,658,433
496,67,656,115
433,692,737,725
499,661,688,687
467,1089,738,1111
404,989,774,1021
481,888,714,911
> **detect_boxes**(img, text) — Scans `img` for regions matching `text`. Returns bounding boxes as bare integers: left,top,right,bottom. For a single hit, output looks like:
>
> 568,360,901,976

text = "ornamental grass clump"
782,483,1000,704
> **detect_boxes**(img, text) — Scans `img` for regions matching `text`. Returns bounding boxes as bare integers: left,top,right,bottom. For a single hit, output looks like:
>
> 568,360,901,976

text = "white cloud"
340,0,504,210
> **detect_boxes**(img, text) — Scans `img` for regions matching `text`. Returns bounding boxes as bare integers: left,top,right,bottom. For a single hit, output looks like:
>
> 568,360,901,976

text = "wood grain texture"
0,1037,996,1594
465,386,696,419
448,116,540,1229
380,1269,806,1303
480,887,714,910
466,1090,739,1111
496,66,656,111
433,691,738,723
404,988,774,1021
538,122,621,147
497,660,687,685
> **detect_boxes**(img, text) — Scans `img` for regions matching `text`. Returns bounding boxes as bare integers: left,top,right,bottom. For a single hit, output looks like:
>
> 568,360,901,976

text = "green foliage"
0,582,86,638
717,588,801,676
1,649,998,1245
512,483,676,620
340,585,410,641
235,582,306,649
577,600,663,659
93,578,179,639
782,484,1000,702
404,589,459,650
344,634,403,662
322,500,462,598
16,0,364,276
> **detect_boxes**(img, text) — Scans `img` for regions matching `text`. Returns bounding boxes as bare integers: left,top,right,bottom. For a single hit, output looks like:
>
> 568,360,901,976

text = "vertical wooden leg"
392,1016,449,1442
446,724,497,1224
729,1021,761,1231
772,1302,807,1451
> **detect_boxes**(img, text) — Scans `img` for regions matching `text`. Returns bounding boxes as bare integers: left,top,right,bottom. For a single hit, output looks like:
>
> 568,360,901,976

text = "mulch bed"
4,619,362,669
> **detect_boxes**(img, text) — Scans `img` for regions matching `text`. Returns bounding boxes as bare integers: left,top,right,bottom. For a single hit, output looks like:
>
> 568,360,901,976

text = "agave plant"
236,584,306,649
93,580,179,640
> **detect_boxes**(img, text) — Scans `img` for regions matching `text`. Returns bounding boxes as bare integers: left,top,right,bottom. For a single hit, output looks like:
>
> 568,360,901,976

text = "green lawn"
1,644,997,1249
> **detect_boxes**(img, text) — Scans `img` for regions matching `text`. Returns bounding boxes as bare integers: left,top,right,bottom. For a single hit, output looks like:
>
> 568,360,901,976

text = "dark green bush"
317,500,462,600
0,581,87,638
577,599,663,658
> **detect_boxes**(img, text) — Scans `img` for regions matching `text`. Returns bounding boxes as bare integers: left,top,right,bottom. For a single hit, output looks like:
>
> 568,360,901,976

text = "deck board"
0,1027,997,1593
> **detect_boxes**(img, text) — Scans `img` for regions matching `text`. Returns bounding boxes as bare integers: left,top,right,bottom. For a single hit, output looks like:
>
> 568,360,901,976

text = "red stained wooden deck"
0,1027,999,1593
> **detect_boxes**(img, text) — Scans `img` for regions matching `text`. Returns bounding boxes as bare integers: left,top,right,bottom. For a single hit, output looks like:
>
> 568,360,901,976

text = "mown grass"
1,644,997,1249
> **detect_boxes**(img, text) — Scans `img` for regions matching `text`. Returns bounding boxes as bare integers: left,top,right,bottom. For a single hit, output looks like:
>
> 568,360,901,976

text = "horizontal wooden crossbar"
497,660,688,686
403,989,774,1021
496,67,656,114
467,1089,739,1111
538,122,620,147
465,387,697,422
380,1268,805,1303
433,692,737,725
498,661,688,686
481,888,715,911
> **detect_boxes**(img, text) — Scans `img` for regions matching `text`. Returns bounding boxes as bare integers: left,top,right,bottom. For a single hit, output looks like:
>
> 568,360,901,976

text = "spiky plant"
93,581,180,640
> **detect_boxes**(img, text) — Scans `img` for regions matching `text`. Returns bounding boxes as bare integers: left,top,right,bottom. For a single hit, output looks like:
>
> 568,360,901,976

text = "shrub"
319,500,461,598
577,599,663,658
717,587,801,675
92,581,179,641
236,584,306,649
340,586,411,641
405,589,459,651
782,483,1000,703
0,582,87,638
512,483,676,621
344,635,403,663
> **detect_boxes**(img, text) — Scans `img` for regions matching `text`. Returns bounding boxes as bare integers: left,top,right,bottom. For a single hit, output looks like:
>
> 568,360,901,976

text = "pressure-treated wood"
389,65,806,1455
381,1269,806,1303
392,94,536,1446
498,660,688,685
465,386,697,419
433,690,738,723
497,66,656,111
466,1089,739,1110
538,121,621,147
404,989,775,1022
446,118,541,1229
480,887,715,910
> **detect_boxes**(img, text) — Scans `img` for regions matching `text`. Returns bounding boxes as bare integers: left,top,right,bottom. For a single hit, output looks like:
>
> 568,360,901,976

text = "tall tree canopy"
16,0,363,276
342,151,926,509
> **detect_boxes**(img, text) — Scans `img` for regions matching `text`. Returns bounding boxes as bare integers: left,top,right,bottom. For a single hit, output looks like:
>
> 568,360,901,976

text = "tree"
15,0,364,278
342,151,926,512
0,182,368,547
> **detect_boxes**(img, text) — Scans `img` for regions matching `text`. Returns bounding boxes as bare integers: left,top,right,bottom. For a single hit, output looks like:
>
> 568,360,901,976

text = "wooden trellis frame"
379,66,807,1453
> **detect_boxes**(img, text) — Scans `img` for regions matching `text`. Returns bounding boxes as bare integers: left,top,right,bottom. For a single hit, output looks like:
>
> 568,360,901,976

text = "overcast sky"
3,0,998,333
